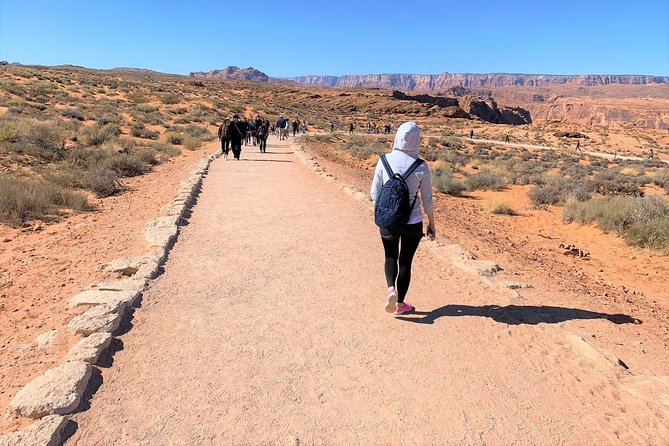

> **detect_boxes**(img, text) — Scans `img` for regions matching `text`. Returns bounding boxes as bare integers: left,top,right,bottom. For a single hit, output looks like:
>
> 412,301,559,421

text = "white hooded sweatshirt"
370,122,434,225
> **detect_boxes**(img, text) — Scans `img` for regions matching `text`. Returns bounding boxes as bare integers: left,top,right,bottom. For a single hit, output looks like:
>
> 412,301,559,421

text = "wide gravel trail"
67,136,668,445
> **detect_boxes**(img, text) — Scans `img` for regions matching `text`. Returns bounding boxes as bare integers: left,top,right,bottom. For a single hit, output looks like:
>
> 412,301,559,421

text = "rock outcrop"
294,73,669,90
392,91,531,125
189,66,269,82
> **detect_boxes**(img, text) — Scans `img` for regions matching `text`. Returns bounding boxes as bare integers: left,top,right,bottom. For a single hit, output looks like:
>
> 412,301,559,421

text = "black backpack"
374,155,424,230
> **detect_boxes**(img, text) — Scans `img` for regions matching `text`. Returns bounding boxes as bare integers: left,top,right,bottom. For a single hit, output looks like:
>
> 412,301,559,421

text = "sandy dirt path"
66,136,668,445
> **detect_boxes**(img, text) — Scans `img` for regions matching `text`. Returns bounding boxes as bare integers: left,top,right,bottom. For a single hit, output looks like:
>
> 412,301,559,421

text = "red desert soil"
0,142,216,434
302,136,669,376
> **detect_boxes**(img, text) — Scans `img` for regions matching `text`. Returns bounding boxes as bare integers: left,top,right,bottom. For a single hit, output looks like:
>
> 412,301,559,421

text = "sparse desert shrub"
101,152,150,177
163,132,184,145
652,168,669,193
591,170,643,196
433,168,466,196
484,198,516,215
80,123,121,146
563,195,669,233
0,176,91,226
24,120,67,152
183,136,202,150
83,167,121,197
150,141,181,157
465,168,507,191
161,93,181,104
130,124,159,140
135,104,160,113
127,91,149,104
60,107,85,121
625,219,669,253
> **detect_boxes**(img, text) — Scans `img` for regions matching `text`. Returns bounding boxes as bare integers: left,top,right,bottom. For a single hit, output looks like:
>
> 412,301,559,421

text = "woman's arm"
370,159,384,202
420,166,436,240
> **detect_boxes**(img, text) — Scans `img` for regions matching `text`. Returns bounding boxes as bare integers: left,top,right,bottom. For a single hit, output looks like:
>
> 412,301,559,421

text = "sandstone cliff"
293,73,669,90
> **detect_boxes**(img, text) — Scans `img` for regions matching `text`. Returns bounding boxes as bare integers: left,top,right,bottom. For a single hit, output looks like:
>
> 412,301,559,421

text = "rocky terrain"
189,66,269,82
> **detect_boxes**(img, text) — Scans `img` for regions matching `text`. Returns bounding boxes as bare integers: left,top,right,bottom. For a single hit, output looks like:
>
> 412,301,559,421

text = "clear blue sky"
1,0,668,76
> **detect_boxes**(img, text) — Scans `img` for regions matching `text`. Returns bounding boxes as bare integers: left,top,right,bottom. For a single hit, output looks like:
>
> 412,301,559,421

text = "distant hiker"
575,140,581,152
349,122,354,134
257,119,269,153
254,115,263,145
649,148,655,160
218,118,230,160
330,122,335,133
370,122,435,316
384,123,391,134
301,120,307,134
282,118,290,140
276,115,286,140
505,134,510,143
227,115,246,160
292,119,299,137
470,129,474,139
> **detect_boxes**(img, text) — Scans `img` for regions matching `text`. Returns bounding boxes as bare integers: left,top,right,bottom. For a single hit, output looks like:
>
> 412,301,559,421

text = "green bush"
131,124,159,140
61,108,85,121
101,152,150,177
433,168,466,196
183,136,202,150
163,132,184,145
80,123,121,146
161,93,181,104
83,167,121,197
150,141,181,157
563,195,669,233
625,219,669,253
465,168,507,191
0,176,91,226
652,168,669,193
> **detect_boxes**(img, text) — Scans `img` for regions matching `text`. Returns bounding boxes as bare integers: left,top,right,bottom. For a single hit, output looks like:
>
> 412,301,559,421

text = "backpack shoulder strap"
402,158,424,180
380,155,394,177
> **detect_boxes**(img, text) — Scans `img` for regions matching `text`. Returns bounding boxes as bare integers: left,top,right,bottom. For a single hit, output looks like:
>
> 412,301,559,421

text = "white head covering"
392,122,420,157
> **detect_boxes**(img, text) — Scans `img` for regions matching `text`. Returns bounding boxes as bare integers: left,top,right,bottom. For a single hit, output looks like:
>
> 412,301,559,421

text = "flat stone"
0,415,68,446
10,362,92,418
66,332,113,364
35,330,58,349
92,278,146,292
102,256,147,276
68,303,124,336
69,289,140,309
145,219,179,249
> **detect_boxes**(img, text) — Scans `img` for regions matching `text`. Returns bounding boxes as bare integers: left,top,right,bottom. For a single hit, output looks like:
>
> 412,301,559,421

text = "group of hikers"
217,114,307,160
344,122,393,134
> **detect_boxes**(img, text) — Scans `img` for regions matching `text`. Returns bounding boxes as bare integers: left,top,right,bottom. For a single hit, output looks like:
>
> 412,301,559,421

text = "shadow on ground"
396,304,641,325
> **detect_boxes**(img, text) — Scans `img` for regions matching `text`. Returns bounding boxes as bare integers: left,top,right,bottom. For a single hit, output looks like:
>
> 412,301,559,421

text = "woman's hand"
427,223,436,241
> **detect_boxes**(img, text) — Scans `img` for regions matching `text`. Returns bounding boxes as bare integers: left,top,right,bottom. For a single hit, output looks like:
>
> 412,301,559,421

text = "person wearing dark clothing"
470,129,474,139
227,115,246,160
349,122,354,134
292,120,299,137
218,119,230,160
257,119,269,153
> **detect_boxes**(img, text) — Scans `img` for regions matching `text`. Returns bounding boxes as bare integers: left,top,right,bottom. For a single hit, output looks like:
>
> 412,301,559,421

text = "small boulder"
68,303,124,336
66,332,113,364
69,289,140,309
0,415,68,446
10,362,92,418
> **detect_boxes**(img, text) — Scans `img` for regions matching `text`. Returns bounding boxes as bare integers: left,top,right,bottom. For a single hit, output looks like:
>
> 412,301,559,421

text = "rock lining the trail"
68,288,141,309
2,151,219,437
10,362,92,418
66,332,113,364
0,415,68,446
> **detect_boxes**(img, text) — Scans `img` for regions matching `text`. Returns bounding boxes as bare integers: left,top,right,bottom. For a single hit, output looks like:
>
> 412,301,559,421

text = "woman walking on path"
370,122,435,315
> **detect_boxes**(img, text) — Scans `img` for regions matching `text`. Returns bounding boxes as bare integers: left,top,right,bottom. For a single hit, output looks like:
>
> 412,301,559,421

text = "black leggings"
381,222,423,303
221,138,229,154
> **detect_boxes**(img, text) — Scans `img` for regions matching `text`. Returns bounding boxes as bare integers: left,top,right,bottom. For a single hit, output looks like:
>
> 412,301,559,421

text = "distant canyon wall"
293,73,669,90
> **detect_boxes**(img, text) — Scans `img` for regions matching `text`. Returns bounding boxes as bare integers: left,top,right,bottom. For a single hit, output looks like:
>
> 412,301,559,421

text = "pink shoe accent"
395,302,413,315
385,288,398,313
